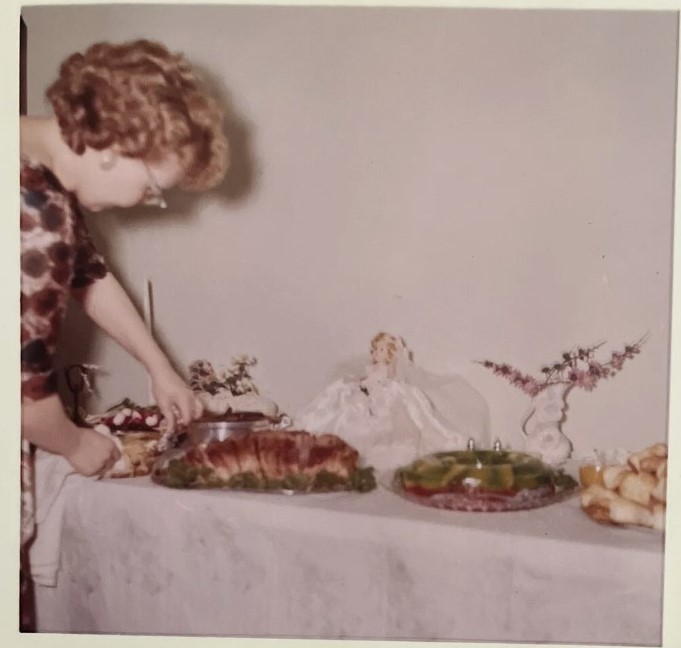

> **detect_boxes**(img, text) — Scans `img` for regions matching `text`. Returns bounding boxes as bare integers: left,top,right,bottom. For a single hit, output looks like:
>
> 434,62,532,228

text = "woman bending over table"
20,38,229,629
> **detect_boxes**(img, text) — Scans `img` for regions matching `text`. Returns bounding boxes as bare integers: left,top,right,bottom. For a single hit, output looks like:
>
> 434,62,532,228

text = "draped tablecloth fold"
35,476,664,645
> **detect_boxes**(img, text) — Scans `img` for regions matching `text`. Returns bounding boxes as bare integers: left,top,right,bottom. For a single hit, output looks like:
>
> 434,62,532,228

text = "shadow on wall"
207,66,260,205
54,74,256,410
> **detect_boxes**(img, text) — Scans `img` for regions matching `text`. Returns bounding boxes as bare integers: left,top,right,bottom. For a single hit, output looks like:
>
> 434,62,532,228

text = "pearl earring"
100,150,116,170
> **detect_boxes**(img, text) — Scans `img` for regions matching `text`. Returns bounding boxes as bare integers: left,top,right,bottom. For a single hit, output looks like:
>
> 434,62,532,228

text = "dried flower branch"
188,355,260,396
477,335,648,397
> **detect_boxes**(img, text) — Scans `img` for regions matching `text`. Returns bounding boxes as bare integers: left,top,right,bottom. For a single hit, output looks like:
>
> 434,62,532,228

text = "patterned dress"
20,158,108,553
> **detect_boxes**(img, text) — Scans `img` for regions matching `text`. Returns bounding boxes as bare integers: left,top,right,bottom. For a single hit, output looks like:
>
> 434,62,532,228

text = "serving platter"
150,428,377,494
391,478,576,512
391,448,578,512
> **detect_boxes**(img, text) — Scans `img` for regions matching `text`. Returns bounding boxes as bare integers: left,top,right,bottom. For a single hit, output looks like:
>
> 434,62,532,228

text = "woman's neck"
20,116,54,165
20,116,77,191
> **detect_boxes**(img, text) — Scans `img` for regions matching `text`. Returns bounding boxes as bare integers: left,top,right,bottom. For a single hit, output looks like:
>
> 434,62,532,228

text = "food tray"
391,448,578,512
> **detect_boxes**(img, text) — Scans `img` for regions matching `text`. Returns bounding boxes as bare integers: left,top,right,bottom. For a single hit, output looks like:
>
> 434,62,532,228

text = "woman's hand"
22,394,118,477
151,368,204,433
64,427,121,477
73,274,203,434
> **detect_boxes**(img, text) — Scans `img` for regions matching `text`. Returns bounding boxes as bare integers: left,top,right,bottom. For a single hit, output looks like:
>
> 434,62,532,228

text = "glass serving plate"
392,449,578,512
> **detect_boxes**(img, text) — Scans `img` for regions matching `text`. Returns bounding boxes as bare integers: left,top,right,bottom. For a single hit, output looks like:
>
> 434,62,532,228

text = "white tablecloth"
35,475,664,644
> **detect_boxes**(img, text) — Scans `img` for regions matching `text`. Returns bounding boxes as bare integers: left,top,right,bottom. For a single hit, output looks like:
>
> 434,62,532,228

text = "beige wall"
23,5,675,455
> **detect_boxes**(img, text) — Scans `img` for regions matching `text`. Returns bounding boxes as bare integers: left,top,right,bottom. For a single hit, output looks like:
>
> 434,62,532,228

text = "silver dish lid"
184,412,291,445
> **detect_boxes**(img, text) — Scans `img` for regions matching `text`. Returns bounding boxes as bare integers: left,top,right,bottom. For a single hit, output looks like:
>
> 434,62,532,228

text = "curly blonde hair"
47,39,228,190
370,332,399,363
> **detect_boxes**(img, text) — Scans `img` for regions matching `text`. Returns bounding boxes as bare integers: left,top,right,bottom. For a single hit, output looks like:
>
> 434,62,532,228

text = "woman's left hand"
151,368,204,434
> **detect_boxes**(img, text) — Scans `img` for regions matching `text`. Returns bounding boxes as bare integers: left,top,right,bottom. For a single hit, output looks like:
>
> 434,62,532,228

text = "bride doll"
295,332,471,470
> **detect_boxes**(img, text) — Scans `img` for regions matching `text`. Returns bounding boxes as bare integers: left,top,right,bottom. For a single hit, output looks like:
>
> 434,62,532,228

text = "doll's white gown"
295,348,489,471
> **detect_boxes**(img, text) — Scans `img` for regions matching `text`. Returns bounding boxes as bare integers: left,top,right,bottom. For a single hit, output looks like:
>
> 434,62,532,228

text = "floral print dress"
20,158,108,549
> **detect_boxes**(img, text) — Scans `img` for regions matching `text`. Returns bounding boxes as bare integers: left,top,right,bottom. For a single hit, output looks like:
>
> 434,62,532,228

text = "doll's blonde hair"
47,39,228,191
370,332,399,363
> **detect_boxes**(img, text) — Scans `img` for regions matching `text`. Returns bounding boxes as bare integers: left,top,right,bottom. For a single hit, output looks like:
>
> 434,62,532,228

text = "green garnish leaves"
281,473,313,491
553,470,578,492
227,472,261,489
165,459,200,488
350,467,377,492
161,461,377,493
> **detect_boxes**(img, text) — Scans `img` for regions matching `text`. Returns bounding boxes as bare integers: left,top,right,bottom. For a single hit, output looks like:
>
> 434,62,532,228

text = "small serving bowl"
578,463,605,488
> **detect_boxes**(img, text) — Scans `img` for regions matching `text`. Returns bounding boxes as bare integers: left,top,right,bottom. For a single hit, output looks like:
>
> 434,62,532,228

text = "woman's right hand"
63,427,121,477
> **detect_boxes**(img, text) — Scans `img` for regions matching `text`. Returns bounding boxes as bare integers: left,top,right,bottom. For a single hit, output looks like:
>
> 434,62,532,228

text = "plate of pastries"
579,443,667,531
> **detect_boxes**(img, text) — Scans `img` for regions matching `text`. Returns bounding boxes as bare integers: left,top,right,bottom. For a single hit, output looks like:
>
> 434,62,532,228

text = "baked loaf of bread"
580,443,667,530
156,429,376,492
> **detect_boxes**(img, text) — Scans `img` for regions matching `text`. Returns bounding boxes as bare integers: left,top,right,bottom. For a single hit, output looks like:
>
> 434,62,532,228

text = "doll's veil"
393,336,491,448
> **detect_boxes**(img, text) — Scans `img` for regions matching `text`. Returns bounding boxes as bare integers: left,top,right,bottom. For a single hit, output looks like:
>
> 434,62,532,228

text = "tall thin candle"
143,279,155,405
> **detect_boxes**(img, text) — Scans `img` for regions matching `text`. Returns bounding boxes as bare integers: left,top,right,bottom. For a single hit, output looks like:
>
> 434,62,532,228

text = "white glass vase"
521,383,573,466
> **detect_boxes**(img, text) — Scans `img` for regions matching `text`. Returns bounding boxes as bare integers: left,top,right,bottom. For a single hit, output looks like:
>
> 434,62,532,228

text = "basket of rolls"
579,443,667,531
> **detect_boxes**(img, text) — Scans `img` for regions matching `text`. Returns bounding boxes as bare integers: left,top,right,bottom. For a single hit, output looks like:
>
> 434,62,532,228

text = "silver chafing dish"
181,411,292,446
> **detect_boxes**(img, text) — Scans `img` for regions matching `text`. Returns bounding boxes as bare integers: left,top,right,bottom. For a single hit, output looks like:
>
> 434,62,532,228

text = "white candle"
143,279,155,405
143,278,154,332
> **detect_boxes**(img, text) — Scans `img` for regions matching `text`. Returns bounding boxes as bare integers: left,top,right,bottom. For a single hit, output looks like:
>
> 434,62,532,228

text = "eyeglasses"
142,163,167,209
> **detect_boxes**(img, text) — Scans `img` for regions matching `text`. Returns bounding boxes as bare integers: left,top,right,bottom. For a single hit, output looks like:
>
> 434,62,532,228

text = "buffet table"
35,474,664,644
